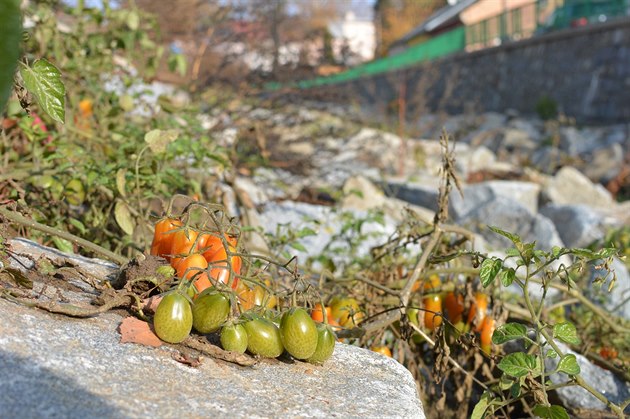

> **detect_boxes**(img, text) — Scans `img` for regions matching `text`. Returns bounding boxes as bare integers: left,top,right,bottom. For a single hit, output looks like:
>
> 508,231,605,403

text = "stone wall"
300,18,630,126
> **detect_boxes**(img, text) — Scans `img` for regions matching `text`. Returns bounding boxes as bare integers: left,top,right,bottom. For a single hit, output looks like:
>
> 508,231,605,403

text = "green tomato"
280,308,318,360
307,323,336,364
154,291,192,343
220,323,248,354
192,291,230,334
243,316,284,358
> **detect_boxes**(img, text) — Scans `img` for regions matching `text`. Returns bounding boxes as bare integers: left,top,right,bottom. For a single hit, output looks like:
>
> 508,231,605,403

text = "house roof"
392,0,477,46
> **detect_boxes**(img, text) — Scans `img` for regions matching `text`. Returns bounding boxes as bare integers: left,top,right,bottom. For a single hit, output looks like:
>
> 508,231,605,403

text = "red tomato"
467,293,489,332
200,233,238,261
444,292,465,324
206,245,241,289
170,228,200,268
150,218,182,260
176,253,211,294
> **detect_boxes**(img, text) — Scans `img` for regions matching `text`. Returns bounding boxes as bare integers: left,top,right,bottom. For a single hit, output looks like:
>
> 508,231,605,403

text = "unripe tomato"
423,295,443,330
330,297,364,327
467,293,489,332
280,308,318,360
221,323,248,354
154,292,193,344
444,292,465,324
480,317,495,354
311,303,333,323
243,316,284,358
170,228,200,268
176,253,211,294
370,346,392,357
192,291,230,334
150,218,182,260
206,245,241,289
406,307,420,326
307,323,336,364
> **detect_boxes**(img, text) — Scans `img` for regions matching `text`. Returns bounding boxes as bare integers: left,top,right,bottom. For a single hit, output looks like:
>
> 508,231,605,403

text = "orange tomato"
444,292,465,324
170,228,200,268
206,245,241,289
78,99,93,117
330,297,364,327
311,303,333,323
150,218,183,260
200,233,238,262
467,293,489,332
176,253,211,294
599,346,618,360
480,317,496,354
237,281,276,310
423,295,443,330
370,346,392,358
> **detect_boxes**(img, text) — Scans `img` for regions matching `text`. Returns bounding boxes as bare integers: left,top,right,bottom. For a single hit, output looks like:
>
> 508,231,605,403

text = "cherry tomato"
480,317,496,354
311,303,333,323
280,308,318,360
423,295,443,330
192,291,230,334
150,218,182,260
221,323,248,354
307,323,336,364
330,297,364,327
370,346,392,358
206,245,241,289
243,316,284,358
599,346,619,360
406,307,420,326
199,233,238,261
176,253,211,294
170,228,200,268
467,293,489,332
153,291,193,344
444,292,465,324
237,281,276,311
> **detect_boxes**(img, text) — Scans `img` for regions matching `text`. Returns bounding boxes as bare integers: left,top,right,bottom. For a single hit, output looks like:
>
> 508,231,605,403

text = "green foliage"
20,59,66,123
536,95,558,120
0,0,22,112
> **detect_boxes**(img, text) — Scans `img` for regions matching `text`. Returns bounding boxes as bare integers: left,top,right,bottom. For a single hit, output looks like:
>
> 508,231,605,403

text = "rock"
589,257,630,320
341,175,386,211
543,166,614,208
582,143,624,183
559,126,590,156
1,239,425,418
451,181,541,219
249,108,273,120
382,178,441,213
546,343,630,414
507,117,542,143
539,204,606,248
459,146,497,177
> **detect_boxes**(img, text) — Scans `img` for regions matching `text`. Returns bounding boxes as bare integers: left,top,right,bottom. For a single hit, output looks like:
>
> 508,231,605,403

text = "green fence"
265,27,465,91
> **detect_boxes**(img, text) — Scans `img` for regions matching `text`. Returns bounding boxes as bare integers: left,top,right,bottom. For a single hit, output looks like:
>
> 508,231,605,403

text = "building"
328,11,376,66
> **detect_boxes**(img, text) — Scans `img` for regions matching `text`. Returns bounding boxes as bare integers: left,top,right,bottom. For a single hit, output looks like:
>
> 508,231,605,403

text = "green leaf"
68,218,87,235
546,349,558,358
470,391,492,419
553,322,580,345
116,168,127,197
168,53,187,77
498,267,516,287
557,354,580,375
289,242,307,252
296,227,317,238
0,0,21,112
114,200,135,236
145,129,178,153
480,258,502,288
52,236,74,254
532,404,570,419
492,323,527,344
20,59,66,124
488,226,522,245
497,352,538,377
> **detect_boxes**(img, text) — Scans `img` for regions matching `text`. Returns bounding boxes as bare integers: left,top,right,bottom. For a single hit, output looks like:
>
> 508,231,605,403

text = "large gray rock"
539,204,606,248
543,166,614,208
450,181,542,219
2,238,425,418
546,343,630,414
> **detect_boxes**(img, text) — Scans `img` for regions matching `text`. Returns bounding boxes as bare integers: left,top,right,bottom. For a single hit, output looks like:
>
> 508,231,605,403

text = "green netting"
266,27,465,90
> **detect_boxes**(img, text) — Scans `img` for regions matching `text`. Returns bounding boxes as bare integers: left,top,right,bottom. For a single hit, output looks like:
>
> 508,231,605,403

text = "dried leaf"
114,200,135,236
118,316,162,347
144,129,178,153
172,351,202,368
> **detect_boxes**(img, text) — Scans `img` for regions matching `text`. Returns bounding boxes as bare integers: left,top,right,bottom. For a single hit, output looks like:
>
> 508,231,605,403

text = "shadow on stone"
0,350,121,418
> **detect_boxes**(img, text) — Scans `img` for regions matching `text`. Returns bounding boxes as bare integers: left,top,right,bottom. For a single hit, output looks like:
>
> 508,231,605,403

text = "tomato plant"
153,291,193,344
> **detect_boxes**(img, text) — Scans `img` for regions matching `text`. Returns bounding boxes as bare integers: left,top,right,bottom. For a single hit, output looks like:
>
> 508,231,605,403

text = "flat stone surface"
1,239,425,418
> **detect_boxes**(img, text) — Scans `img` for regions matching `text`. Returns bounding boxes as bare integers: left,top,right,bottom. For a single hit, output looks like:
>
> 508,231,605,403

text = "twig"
182,335,257,367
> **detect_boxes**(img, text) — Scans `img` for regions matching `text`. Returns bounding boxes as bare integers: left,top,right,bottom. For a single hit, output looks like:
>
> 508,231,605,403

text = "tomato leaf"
289,242,307,252
553,321,580,345
114,200,135,236
497,352,537,377
0,0,21,112
145,129,178,153
480,258,502,288
488,226,522,246
557,354,580,375
492,323,527,344
470,391,492,419
116,168,127,197
532,404,570,419
20,59,66,124
296,227,317,238
52,236,74,253
498,267,516,287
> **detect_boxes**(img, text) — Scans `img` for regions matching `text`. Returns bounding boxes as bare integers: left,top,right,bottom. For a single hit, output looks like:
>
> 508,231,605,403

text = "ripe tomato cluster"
409,275,496,354
149,215,335,364
310,297,365,330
